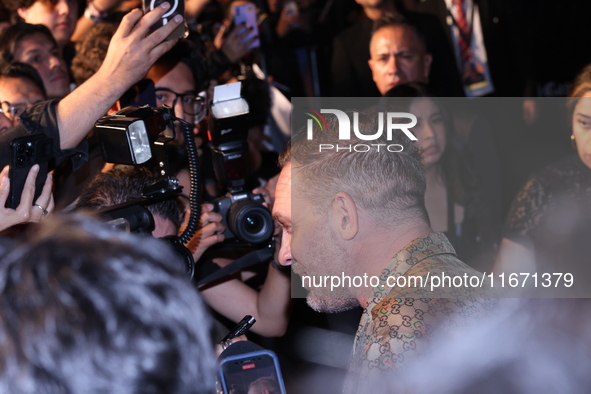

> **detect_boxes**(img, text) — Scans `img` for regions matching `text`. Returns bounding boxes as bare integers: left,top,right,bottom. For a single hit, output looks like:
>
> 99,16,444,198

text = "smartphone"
219,350,287,394
284,1,298,16
233,2,260,49
7,134,53,209
142,0,187,41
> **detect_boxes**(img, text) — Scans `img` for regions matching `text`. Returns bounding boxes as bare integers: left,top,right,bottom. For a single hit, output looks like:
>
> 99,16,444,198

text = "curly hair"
71,22,117,85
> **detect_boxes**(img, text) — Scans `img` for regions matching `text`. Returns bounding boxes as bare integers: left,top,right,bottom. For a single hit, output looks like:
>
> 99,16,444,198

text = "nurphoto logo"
304,108,418,152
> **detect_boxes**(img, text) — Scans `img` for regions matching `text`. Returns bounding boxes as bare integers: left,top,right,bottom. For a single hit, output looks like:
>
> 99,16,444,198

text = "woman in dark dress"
385,83,500,271
494,64,591,296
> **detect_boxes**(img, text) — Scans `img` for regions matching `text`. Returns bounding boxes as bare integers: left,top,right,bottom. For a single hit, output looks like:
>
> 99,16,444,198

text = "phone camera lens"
17,156,25,166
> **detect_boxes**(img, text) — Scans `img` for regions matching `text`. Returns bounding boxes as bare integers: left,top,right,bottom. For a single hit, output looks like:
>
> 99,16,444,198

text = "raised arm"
200,262,291,337
57,3,182,150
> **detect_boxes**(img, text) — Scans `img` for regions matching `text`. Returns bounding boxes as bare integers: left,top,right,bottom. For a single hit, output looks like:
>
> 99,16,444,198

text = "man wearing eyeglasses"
0,62,46,127
0,111,10,136
146,40,208,145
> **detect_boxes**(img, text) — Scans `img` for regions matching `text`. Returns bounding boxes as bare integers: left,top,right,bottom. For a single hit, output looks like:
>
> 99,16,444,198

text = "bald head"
368,22,432,95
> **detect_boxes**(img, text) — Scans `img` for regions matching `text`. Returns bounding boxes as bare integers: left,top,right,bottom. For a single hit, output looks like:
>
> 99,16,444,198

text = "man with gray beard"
272,110,495,392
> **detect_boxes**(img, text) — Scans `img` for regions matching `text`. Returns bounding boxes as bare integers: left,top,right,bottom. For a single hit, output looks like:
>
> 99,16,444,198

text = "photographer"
0,62,47,127
76,165,291,338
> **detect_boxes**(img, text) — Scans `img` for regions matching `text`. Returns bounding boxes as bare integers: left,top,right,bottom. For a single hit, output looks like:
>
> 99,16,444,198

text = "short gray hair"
290,110,429,228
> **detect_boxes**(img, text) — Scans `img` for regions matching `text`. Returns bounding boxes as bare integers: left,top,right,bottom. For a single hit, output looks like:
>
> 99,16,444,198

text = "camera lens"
228,200,273,244
245,215,264,233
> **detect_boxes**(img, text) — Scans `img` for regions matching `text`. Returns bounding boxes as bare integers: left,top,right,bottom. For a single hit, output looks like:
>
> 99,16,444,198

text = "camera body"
207,82,273,245
211,190,273,245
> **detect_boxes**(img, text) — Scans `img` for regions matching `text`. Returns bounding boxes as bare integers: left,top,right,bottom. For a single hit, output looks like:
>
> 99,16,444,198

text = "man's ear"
17,7,29,20
331,191,358,240
368,59,376,80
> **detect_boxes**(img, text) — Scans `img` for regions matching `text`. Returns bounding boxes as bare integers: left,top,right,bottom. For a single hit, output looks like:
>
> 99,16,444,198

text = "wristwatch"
84,2,109,23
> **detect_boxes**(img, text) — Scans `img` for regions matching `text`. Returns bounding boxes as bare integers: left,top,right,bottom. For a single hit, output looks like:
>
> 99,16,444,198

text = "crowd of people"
0,0,590,393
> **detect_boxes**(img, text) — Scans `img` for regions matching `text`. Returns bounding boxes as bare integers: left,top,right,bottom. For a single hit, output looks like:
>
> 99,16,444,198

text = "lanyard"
447,0,475,45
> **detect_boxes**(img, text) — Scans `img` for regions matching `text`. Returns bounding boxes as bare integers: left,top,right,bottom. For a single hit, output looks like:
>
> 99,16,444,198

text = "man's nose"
277,233,292,266
173,99,185,120
56,0,71,15
49,55,63,70
387,55,399,74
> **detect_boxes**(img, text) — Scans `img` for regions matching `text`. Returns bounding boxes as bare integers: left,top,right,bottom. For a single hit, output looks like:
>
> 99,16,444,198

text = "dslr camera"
208,82,273,245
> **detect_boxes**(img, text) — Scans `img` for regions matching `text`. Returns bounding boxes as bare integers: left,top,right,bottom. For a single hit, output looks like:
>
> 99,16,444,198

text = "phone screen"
233,3,260,49
142,0,187,41
219,350,286,394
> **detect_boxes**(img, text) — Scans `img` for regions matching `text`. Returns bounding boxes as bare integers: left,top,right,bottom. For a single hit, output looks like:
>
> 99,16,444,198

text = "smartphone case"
219,349,286,394
7,134,53,209
142,0,187,41
233,3,260,49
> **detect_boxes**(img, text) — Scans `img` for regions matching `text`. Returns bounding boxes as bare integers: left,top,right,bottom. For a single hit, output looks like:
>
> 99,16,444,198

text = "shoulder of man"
363,255,497,358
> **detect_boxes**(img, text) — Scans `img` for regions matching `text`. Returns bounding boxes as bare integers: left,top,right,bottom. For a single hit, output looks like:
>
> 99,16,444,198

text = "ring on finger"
33,203,49,217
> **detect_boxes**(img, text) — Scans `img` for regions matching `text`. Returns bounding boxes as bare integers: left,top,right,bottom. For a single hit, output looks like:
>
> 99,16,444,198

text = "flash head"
95,106,175,165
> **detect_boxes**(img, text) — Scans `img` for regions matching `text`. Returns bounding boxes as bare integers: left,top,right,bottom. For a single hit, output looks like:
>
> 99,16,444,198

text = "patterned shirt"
344,232,497,393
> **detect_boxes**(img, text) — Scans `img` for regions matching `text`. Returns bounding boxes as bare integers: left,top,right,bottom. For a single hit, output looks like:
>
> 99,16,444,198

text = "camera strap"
196,246,274,287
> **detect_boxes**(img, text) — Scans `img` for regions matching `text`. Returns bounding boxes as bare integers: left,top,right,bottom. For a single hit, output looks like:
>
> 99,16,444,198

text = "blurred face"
13,33,69,99
17,0,79,48
368,25,432,95
572,95,591,170
409,98,446,169
355,0,383,8
154,62,197,125
0,21,11,35
0,76,46,126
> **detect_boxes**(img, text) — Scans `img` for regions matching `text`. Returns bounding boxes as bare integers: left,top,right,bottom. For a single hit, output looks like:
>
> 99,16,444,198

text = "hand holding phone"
142,0,187,41
0,164,54,232
233,3,260,49
284,1,298,16
7,134,53,209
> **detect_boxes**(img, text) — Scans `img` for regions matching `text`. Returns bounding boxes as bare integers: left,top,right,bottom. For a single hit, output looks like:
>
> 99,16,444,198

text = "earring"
571,134,577,150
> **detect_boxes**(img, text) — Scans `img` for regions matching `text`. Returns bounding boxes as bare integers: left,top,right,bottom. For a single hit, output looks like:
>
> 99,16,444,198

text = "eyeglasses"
155,88,207,120
0,101,28,122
